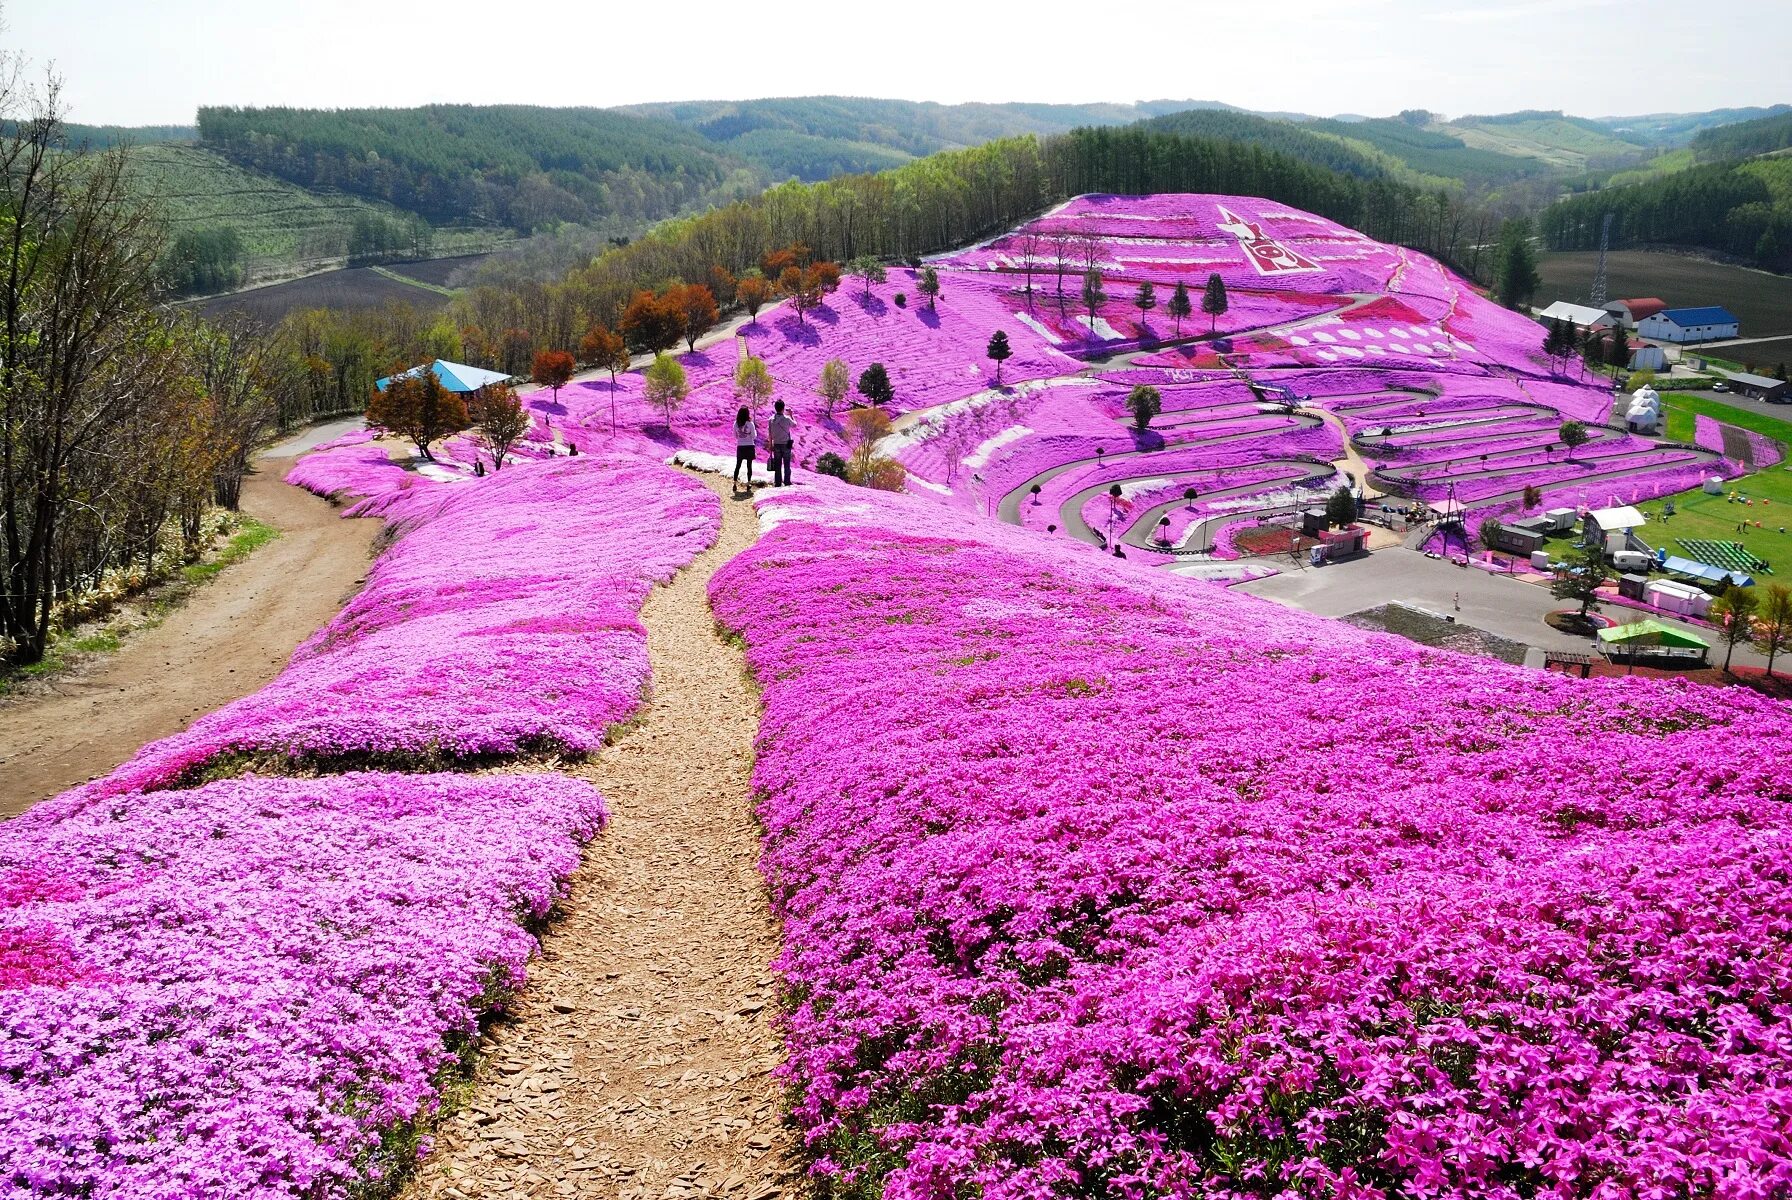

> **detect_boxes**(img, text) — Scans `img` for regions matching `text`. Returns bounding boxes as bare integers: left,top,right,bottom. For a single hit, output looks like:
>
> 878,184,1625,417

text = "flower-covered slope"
82,455,718,796
712,478,1792,1200
1,771,605,1198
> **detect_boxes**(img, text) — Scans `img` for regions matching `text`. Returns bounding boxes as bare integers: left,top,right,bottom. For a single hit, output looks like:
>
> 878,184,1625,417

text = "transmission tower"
1589,212,1613,307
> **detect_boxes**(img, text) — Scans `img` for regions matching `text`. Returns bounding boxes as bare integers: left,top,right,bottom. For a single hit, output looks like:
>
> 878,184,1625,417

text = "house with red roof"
1602,298,1667,328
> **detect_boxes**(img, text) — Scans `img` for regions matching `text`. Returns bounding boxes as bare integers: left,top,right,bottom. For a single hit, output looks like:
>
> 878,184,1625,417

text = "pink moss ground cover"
0,771,605,1198
75,456,718,796
713,478,1792,1200
283,432,416,501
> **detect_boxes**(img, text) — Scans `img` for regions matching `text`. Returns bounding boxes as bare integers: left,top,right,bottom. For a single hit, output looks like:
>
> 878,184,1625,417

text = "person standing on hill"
733,407,759,490
768,399,795,487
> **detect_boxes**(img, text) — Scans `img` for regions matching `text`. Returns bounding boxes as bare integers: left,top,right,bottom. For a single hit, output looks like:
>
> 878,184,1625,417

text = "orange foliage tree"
735,274,773,323
619,290,685,356
366,369,470,461
673,283,719,352
532,348,576,403
471,383,529,470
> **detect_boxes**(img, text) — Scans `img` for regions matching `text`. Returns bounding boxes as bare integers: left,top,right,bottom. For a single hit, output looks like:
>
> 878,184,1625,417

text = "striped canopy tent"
375,360,512,393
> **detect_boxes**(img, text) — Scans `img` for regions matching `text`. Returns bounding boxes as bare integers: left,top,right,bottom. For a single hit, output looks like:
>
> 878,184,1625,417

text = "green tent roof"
1596,619,1711,649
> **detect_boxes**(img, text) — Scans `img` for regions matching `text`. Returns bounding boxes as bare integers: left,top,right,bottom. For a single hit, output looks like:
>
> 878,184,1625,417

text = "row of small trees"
1,80,277,665
1543,318,1628,376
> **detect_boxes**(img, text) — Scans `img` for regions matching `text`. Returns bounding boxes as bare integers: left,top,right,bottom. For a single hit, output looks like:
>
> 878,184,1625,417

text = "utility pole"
1589,213,1613,308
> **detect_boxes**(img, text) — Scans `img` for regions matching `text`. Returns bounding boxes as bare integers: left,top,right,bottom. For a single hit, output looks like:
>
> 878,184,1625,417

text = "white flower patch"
965,426,1034,469
1075,314,1125,341
1014,312,1062,345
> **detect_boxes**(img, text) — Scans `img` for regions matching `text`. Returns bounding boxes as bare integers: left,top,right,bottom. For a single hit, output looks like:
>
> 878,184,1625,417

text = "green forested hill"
1542,159,1791,270
1693,111,1792,161
196,104,763,232
614,96,1210,180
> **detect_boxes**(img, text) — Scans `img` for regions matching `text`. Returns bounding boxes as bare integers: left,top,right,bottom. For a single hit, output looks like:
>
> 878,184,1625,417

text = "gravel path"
411,474,795,1200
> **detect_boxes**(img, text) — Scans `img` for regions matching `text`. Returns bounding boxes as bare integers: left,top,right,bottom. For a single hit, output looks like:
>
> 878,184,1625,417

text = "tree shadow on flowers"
854,292,889,319
772,314,822,347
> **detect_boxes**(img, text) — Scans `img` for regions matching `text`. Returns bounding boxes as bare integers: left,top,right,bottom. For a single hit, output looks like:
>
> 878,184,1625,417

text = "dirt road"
0,441,376,816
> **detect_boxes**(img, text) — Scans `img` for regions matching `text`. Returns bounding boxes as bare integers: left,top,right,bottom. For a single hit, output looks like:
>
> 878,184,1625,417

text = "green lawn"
1637,452,1792,576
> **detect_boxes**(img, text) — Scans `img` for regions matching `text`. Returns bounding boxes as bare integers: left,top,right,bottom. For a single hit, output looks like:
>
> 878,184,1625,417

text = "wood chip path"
412,475,798,1200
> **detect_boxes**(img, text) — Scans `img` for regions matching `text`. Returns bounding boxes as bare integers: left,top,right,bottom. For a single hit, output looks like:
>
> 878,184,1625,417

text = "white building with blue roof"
1635,306,1740,343
375,360,514,393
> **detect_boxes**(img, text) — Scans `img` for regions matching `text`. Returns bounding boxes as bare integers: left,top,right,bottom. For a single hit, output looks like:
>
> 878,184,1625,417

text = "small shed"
1724,371,1789,402
1486,521,1544,555
1627,341,1666,372
1300,507,1330,537
1618,573,1649,600
1644,578,1711,617
1596,619,1710,665
1318,525,1367,560
1584,505,1646,545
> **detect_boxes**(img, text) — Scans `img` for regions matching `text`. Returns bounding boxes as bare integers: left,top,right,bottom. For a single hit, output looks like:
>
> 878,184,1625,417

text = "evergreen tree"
1550,545,1606,619
1167,282,1192,334
1201,273,1229,332
986,330,1013,384
1494,217,1541,309
1125,384,1162,430
1081,269,1106,332
857,362,894,407
1559,419,1590,460
1133,281,1157,328
1326,486,1357,529
917,267,941,311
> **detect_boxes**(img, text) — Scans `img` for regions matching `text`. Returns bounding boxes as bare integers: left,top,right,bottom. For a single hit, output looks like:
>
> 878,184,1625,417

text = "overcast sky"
11,0,1790,127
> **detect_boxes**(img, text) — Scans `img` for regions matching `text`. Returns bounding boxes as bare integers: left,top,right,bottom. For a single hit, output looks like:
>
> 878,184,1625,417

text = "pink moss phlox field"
0,772,604,1197
283,435,417,502
712,479,1792,1200
69,456,719,795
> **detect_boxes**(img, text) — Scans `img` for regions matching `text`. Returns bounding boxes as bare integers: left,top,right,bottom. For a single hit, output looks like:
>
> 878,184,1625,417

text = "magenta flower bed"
0,771,605,1198
1696,414,1787,471
713,480,1792,1200
73,456,719,796
284,433,416,502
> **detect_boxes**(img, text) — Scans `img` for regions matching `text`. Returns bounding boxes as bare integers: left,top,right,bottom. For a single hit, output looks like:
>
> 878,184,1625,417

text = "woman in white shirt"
732,406,759,489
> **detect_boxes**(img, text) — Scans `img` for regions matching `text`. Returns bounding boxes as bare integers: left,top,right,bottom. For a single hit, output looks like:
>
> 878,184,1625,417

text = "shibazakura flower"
714,477,1792,1200
57,455,720,797
0,771,607,1198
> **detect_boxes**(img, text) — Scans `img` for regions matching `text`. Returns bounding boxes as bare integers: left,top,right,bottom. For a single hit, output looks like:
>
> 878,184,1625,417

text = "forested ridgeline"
196,105,763,232
1542,157,1792,271
269,125,1513,427
471,126,1500,360
1692,111,1792,162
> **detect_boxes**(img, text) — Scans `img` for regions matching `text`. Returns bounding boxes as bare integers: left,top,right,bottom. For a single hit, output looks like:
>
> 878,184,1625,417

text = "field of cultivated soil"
1539,249,1792,337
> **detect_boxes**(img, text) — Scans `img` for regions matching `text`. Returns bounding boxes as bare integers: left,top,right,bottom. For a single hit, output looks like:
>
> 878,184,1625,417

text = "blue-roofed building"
375,360,514,394
1635,306,1741,343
